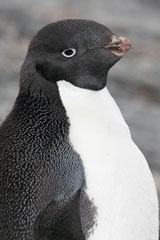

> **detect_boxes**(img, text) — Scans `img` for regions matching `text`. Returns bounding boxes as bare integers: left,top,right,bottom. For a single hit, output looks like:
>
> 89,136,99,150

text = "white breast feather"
58,80,159,240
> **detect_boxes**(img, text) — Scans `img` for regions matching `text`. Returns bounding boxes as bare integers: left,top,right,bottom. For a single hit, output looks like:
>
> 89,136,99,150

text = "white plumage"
58,80,159,240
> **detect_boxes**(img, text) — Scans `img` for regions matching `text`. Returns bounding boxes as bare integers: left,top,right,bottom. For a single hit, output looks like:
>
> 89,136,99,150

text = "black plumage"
0,19,125,239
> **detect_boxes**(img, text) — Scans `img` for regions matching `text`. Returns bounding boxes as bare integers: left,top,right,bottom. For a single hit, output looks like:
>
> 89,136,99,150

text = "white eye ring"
61,48,76,58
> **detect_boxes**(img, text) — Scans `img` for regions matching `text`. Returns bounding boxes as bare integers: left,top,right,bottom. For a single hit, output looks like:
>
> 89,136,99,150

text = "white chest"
58,81,159,240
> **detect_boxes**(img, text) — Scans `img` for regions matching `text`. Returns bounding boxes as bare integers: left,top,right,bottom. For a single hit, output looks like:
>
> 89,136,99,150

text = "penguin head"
28,19,131,91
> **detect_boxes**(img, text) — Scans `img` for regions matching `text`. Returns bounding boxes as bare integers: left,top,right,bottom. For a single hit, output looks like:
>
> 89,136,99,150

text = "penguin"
0,19,159,240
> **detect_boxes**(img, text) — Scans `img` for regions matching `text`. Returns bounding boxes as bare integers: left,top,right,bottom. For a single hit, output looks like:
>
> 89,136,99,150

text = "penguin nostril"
114,42,121,46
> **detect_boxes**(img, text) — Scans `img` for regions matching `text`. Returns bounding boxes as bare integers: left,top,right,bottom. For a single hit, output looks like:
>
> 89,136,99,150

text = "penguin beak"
104,35,131,57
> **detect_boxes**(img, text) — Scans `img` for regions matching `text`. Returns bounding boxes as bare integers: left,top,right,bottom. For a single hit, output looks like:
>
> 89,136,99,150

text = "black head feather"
24,19,122,91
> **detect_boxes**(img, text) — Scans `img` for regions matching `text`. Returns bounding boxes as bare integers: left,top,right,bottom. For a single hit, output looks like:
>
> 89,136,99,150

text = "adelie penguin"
0,19,159,240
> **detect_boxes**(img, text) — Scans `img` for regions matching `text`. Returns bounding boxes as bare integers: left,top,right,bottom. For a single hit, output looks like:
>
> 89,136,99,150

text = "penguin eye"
61,48,76,58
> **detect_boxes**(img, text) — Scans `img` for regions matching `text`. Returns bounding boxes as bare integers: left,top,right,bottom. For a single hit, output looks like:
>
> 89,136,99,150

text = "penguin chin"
70,74,107,91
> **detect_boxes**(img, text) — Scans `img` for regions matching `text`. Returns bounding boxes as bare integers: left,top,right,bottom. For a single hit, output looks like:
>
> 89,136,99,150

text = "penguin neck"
11,59,68,136
19,56,59,100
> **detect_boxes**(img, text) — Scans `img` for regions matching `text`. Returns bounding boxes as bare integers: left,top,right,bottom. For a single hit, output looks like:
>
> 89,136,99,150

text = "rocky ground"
0,0,160,199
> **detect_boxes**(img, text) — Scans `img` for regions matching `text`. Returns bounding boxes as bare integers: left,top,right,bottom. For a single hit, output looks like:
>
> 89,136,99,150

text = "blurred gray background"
0,0,160,200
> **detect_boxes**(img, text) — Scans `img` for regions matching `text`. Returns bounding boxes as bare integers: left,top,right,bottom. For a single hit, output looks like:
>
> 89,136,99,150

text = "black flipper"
33,191,85,240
